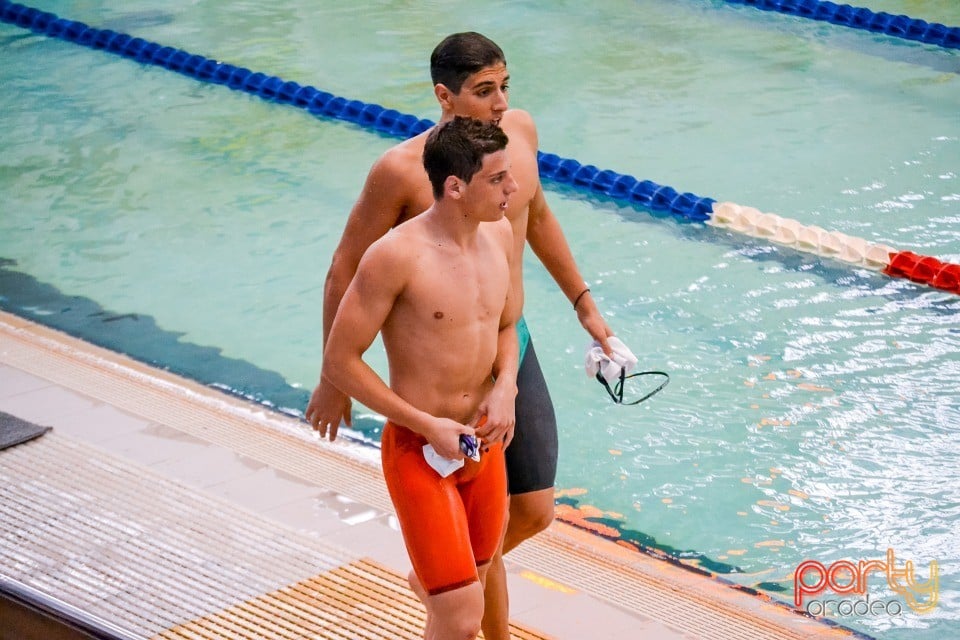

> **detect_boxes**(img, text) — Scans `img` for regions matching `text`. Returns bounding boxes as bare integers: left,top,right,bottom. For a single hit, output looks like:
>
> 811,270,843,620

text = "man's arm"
322,240,472,460
306,151,410,440
476,220,520,447
477,322,519,448
323,153,412,341
506,108,614,354
526,182,614,355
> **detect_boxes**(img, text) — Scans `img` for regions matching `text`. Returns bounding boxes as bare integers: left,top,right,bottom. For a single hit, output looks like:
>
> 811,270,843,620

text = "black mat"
0,411,52,451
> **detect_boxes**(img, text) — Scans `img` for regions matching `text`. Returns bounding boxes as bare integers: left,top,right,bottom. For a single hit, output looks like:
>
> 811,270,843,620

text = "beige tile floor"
0,312,860,639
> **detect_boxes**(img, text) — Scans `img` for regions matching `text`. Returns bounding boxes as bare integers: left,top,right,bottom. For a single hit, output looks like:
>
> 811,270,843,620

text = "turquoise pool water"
2,1,959,637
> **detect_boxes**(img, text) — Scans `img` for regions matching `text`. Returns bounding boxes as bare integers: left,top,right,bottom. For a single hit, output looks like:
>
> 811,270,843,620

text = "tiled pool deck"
0,311,859,639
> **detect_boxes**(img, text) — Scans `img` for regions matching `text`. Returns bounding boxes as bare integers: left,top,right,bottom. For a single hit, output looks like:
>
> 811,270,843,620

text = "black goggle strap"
596,369,670,405
596,367,627,404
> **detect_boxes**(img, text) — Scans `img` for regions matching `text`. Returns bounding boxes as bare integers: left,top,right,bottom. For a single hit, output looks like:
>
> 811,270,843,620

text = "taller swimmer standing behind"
321,116,520,640
306,32,616,639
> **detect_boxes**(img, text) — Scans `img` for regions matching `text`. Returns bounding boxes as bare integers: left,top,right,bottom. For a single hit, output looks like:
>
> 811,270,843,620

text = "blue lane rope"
4,1,959,295
0,1,714,224
724,0,960,49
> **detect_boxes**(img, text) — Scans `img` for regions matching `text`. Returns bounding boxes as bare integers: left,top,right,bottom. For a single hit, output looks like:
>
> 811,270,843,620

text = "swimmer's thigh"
459,444,508,565
381,424,479,595
506,338,559,494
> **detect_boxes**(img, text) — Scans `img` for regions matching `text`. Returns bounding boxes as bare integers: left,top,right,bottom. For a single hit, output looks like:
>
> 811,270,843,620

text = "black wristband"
573,287,591,311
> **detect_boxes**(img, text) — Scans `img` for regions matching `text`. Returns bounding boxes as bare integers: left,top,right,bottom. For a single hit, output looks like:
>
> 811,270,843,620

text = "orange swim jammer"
381,420,507,596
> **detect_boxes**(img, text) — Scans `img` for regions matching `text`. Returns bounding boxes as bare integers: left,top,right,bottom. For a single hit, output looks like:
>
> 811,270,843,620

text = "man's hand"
305,378,352,441
576,294,615,357
424,417,474,460
474,384,516,449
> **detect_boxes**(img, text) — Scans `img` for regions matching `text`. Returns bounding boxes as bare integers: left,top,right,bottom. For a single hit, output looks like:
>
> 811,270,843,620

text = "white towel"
422,434,480,477
422,444,464,477
584,336,638,384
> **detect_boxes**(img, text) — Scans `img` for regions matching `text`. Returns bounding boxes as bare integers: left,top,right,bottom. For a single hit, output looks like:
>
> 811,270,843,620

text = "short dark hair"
423,117,509,199
430,32,506,94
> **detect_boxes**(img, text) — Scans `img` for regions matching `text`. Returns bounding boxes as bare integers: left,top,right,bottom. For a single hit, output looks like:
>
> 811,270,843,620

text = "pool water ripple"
3,2,959,637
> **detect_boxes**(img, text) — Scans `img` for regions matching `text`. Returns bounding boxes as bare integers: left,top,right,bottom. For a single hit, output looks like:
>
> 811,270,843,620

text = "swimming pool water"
2,1,959,637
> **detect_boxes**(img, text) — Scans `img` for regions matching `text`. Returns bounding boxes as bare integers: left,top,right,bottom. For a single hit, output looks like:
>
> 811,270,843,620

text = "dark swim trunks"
505,317,558,495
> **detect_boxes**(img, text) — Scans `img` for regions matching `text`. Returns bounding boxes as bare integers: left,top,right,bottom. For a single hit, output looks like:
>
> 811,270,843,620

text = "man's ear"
444,175,463,200
434,83,454,110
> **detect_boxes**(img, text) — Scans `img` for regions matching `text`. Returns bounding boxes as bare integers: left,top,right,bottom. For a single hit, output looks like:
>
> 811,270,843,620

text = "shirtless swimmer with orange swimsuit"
321,117,520,640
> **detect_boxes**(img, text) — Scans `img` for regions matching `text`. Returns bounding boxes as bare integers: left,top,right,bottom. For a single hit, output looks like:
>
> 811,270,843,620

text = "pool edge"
0,309,864,639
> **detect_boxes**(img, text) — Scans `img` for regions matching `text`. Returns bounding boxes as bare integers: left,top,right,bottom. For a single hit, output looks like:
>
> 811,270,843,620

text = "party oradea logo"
794,549,938,618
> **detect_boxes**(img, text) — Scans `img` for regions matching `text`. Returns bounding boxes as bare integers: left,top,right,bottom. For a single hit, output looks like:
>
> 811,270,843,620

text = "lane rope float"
2,1,958,295
723,0,960,50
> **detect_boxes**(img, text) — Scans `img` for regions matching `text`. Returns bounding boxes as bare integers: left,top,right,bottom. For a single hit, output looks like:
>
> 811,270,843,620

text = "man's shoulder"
501,109,536,135
375,131,430,176
359,226,416,275
368,218,426,258
500,109,538,153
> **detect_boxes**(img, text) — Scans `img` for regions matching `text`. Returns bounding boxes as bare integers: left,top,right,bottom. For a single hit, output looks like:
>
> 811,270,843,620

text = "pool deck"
0,310,860,639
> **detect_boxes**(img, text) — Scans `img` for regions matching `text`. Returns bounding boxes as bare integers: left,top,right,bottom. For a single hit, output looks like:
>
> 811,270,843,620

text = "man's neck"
423,202,479,249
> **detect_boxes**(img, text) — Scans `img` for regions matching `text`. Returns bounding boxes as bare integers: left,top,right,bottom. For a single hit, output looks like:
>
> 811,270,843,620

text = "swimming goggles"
595,369,670,405
459,434,480,461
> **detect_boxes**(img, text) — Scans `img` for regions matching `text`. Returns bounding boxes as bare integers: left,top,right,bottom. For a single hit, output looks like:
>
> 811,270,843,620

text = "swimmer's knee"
508,489,555,538
524,502,554,536
430,609,482,640
429,608,482,640
429,582,484,639
454,615,482,640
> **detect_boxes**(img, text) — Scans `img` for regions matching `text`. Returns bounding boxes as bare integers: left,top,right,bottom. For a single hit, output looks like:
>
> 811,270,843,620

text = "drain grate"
0,433,552,640
0,434,351,638
158,559,551,640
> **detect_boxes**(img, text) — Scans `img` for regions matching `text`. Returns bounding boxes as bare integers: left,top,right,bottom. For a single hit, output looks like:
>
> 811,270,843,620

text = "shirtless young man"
306,32,614,639
321,117,520,640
